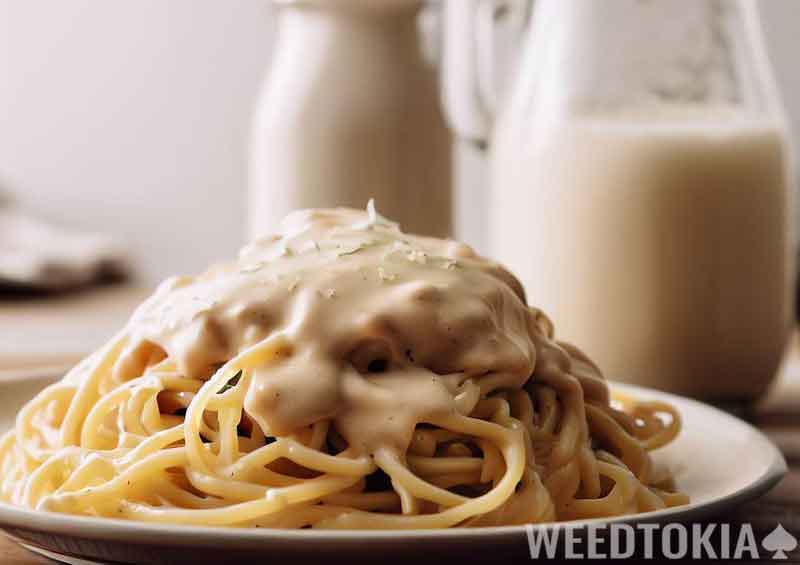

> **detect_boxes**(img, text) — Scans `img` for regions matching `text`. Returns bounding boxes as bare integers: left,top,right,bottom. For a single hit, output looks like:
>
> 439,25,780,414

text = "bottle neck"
272,1,423,68
272,0,421,18
517,0,774,119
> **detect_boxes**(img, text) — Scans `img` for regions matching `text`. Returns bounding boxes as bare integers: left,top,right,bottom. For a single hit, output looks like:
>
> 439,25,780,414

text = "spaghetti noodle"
0,203,688,528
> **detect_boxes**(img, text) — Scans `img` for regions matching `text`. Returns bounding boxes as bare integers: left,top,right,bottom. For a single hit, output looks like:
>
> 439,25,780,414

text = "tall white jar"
487,0,796,399
249,0,452,239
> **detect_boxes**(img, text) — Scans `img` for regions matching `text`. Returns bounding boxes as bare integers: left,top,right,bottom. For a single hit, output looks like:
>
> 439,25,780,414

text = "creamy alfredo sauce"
114,205,608,456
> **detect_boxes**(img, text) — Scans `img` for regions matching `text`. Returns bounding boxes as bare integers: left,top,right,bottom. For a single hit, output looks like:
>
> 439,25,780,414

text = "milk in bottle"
491,110,792,398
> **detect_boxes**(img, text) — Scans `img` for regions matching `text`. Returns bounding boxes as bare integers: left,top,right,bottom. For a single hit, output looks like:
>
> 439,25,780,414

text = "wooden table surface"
0,284,149,378
1,289,798,563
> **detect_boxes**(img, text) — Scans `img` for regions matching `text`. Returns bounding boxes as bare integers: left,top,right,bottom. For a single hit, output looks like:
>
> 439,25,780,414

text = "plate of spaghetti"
0,205,785,564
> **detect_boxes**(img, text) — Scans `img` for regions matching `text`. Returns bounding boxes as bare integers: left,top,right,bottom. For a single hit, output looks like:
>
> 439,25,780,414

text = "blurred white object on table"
0,206,127,291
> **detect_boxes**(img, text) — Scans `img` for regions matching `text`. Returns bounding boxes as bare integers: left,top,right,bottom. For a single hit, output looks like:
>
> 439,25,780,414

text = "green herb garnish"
217,370,243,394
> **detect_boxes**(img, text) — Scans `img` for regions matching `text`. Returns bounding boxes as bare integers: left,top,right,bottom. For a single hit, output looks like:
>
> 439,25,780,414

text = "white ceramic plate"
0,373,786,564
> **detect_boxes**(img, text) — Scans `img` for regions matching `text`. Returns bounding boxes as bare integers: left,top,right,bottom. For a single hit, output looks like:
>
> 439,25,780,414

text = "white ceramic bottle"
249,0,452,239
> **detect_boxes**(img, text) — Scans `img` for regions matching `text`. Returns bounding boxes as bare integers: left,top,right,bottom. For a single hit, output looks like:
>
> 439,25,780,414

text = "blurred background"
1,0,798,282
1,0,800,403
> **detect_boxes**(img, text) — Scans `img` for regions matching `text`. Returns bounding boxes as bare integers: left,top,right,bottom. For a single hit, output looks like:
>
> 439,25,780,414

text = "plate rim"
0,381,787,547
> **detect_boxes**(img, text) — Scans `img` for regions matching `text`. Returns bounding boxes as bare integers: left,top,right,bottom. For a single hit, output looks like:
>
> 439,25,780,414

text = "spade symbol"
762,524,798,560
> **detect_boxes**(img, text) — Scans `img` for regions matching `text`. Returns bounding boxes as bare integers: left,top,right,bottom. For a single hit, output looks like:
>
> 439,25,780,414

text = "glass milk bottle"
249,0,452,239
446,0,796,398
